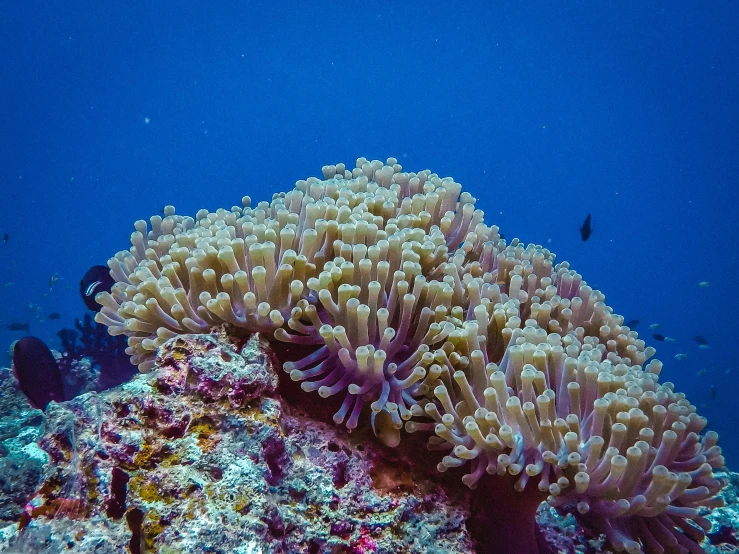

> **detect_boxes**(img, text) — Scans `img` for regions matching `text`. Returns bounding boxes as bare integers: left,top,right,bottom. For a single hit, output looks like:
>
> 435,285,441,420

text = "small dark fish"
710,385,717,399
2,233,8,244
7,322,30,332
80,265,115,311
625,319,640,329
499,232,506,240
47,312,61,320
694,335,708,346
12,336,65,409
579,213,592,241
652,333,665,341
48,273,61,289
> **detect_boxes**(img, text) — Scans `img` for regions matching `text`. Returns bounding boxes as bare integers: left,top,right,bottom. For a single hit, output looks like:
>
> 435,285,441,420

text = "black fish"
48,312,61,320
652,333,665,341
12,336,65,410
694,335,708,346
2,233,7,244
7,322,30,332
625,319,640,329
579,213,592,241
80,265,115,312
499,232,506,241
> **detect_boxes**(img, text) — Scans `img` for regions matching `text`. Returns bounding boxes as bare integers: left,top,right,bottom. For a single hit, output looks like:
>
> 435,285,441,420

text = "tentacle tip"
461,475,478,489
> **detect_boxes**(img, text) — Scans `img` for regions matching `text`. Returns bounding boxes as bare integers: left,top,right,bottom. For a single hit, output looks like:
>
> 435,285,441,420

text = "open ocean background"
1,1,737,464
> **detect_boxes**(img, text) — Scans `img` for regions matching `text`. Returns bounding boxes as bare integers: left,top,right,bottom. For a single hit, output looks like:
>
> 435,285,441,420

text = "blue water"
1,2,737,464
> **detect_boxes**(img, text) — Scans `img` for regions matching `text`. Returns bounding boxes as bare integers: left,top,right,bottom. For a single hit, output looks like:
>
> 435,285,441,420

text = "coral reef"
56,313,136,396
0,369,46,523
89,157,727,553
0,333,737,553
1,334,475,553
8,314,137,415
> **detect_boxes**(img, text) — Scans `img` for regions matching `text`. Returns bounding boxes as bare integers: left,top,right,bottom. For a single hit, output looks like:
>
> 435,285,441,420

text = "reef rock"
1,332,737,554
0,369,46,524
0,333,474,553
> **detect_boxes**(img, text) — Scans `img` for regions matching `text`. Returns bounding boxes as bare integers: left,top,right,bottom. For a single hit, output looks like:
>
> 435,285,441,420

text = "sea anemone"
406,243,725,553
95,157,726,553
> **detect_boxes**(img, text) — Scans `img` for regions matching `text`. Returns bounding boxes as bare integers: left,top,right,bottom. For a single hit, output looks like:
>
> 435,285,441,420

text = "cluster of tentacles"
96,157,726,553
